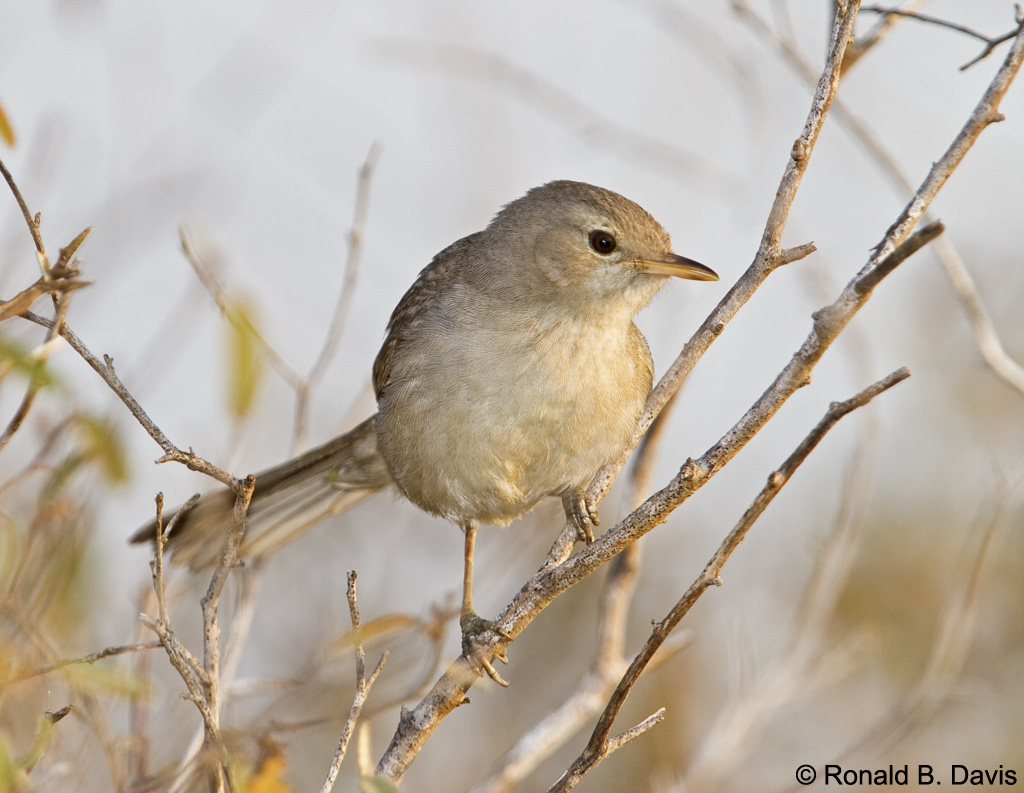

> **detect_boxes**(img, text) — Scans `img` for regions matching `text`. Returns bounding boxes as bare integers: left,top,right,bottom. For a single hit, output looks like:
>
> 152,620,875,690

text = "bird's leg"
459,521,510,686
561,486,600,543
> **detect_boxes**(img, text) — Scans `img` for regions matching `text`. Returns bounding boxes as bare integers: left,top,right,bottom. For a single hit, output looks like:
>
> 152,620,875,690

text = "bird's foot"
562,486,600,543
460,610,512,687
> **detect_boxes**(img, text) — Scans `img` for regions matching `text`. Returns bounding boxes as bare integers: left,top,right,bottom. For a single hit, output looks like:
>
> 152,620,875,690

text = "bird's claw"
460,611,512,686
562,487,599,544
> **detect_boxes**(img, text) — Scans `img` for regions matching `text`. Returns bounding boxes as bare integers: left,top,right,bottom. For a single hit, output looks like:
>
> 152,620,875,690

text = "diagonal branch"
20,310,244,490
563,0,862,567
548,368,910,793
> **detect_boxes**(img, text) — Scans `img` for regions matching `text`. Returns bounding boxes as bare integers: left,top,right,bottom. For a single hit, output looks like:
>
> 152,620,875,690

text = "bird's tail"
130,415,391,570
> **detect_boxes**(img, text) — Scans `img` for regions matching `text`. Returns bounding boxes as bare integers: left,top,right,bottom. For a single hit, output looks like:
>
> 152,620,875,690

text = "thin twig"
20,310,244,488
199,474,255,792
0,157,45,257
0,158,93,452
681,408,881,791
861,5,1024,70
546,710,666,793
294,143,380,453
5,641,161,685
142,479,254,793
141,495,211,711
320,571,388,793
179,227,305,392
841,0,930,71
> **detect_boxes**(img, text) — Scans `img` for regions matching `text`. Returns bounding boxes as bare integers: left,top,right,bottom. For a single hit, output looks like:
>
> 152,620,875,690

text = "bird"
132,180,718,681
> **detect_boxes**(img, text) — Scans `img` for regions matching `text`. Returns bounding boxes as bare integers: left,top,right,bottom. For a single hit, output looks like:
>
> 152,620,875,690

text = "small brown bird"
133,180,717,679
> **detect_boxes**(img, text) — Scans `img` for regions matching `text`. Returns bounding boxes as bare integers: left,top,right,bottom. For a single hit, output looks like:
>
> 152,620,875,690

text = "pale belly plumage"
376,313,652,526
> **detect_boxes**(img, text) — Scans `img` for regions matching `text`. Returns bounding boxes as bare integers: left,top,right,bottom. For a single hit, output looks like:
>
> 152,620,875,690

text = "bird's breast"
376,304,653,526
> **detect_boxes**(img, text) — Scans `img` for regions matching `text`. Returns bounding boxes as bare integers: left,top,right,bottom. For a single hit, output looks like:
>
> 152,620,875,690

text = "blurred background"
0,1,1021,790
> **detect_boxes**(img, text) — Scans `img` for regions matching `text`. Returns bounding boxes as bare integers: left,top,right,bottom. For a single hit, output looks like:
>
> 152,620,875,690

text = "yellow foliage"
223,296,265,419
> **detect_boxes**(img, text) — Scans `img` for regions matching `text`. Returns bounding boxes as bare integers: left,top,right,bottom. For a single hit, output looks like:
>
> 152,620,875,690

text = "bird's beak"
637,253,718,282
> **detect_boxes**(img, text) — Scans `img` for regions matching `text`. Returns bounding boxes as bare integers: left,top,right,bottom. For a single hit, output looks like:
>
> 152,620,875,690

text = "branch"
738,5,1024,399
294,143,380,453
179,227,305,393
5,641,161,685
376,189,941,783
467,375,687,793
680,383,885,790
0,157,93,453
861,5,1024,70
141,487,253,793
546,710,666,793
320,571,388,793
0,156,45,258
547,369,910,792
20,310,244,489
578,0,862,547
371,9,944,784
841,0,930,72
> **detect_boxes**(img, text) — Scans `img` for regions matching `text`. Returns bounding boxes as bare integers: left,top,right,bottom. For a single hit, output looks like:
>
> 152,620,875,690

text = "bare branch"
547,369,910,792
320,571,388,793
372,8,987,782
779,241,817,265
0,156,45,258
20,310,244,488
294,144,381,453
179,227,305,394
582,0,862,534
546,710,666,793
5,641,161,685
842,0,930,71
140,488,253,793
860,5,1024,70
681,396,884,790
743,3,1024,398
0,158,93,452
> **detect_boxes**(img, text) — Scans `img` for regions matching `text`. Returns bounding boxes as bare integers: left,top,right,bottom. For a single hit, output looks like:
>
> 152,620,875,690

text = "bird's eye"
588,230,617,255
